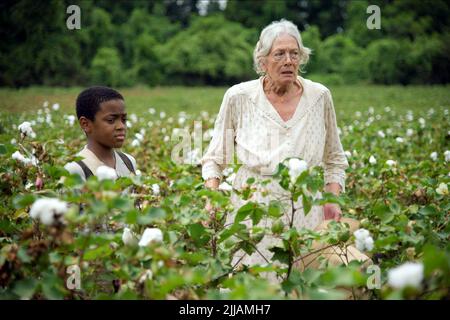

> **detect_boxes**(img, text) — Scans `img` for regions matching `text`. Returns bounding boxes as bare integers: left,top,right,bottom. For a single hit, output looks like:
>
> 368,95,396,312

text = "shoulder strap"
76,160,94,179
117,152,135,174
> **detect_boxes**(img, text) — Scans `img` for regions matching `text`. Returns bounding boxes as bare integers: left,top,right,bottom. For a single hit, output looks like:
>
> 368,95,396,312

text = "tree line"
0,0,449,87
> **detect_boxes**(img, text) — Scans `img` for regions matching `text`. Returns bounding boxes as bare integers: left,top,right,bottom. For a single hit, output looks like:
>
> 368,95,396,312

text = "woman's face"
263,33,300,86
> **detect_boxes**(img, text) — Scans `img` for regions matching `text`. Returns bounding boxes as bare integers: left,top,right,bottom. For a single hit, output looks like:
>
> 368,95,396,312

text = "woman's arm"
201,88,236,184
322,90,349,193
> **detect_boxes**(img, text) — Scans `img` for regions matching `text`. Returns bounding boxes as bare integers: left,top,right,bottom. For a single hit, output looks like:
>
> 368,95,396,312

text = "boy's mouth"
115,134,125,141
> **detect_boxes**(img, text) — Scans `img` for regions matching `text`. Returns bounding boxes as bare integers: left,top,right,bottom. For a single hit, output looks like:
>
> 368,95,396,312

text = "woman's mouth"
281,71,294,76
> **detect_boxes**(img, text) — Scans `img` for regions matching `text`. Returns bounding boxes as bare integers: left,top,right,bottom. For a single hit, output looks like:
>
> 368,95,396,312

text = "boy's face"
81,99,127,149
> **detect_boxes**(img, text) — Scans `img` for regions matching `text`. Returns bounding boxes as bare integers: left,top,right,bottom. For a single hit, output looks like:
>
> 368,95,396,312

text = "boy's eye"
107,119,114,124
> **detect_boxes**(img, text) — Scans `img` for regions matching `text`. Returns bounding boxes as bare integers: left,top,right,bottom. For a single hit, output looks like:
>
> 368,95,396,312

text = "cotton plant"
387,262,424,290
18,121,36,139
353,228,374,252
29,198,69,225
436,183,448,196
96,165,118,181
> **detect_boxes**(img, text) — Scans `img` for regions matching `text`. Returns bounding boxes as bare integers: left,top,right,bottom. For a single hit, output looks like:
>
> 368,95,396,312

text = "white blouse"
201,76,349,193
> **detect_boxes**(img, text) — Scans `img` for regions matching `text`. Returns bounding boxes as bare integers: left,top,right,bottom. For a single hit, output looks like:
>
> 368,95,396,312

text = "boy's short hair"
76,86,124,121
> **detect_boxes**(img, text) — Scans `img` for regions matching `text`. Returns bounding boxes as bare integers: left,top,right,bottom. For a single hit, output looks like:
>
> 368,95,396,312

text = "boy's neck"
86,140,115,168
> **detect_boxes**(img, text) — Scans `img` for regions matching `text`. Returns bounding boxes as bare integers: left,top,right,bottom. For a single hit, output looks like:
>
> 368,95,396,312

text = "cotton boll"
364,237,374,251
52,103,60,111
18,121,35,138
406,129,414,137
131,139,140,147
386,160,396,167
444,150,450,162
287,158,308,183
96,166,117,181
122,228,138,246
138,228,163,247
369,155,377,165
436,183,448,196
151,184,160,196
29,198,68,225
218,182,233,191
388,262,424,289
139,270,153,283
354,228,370,240
430,152,438,161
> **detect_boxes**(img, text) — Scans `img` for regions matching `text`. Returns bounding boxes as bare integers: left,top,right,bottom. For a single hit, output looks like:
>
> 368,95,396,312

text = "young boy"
64,86,137,180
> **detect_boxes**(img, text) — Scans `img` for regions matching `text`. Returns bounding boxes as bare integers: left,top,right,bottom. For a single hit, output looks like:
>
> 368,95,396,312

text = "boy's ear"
79,116,92,135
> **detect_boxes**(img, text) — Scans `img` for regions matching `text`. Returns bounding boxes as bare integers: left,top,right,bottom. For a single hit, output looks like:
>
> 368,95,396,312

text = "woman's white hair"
253,19,311,75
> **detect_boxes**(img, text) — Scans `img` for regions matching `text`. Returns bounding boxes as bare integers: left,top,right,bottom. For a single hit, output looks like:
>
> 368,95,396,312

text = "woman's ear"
261,58,267,73
79,116,92,135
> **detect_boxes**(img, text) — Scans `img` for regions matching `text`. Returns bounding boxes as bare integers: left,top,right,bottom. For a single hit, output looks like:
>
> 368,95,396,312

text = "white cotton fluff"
122,227,138,246
369,155,377,165
96,165,117,181
430,152,438,162
436,183,448,196
138,228,163,247
388,262,424,289
444,150,450,162
218,182,233,191
30,198,68,225
18,121,36,138
67,115,76,126
406,129,414,137
353,228,374,252
386,160,396,167
287,158,308,183
139,270,153,283
12,151,38,166
151,184,160,196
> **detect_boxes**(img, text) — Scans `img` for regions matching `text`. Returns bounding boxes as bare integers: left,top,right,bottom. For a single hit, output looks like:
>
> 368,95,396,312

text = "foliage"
1,0,449,87
0,90,449,300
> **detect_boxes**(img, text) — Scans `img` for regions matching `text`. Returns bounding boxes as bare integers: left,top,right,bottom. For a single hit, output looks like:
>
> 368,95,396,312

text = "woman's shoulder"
301,77,331,96
226,79,260,98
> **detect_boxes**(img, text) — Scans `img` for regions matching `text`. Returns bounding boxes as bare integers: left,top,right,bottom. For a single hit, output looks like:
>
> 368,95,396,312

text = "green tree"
159,15,256,85
90,47,124,87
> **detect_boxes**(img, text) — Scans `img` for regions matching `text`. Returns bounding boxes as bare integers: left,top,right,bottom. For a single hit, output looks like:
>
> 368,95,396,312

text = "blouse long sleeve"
201,88,237,181
322,90,349,193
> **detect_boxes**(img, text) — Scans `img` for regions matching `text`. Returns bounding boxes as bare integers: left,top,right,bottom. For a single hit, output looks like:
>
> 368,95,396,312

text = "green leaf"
218,223,246,243
137,207,166,225
83,245,113,261
234,202,255,224
13,194,37,209
269,247,290,264
0,144,7,154
268,201,283,218
302,195,312,215
187,223,210,246
250,207,265,226
13,278,38,299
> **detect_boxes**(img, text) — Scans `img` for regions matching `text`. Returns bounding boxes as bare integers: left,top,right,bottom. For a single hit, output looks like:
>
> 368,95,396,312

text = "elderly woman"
201,20,362,282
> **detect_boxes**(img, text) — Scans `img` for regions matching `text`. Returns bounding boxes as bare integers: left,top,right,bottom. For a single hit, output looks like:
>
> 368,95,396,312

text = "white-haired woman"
201,20,364,283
